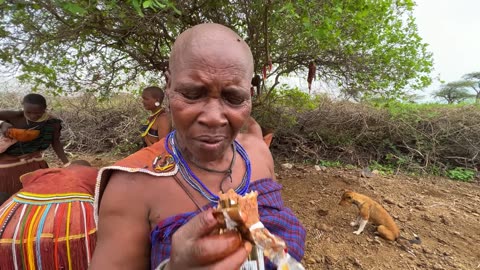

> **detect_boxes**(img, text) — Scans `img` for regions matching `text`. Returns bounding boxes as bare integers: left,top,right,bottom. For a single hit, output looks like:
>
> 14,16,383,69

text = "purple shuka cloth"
150,178,306,270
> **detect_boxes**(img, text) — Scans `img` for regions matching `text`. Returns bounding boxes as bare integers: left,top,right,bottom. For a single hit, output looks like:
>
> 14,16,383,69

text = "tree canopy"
462,72,480,103
0,0,433,98
434,81,474,104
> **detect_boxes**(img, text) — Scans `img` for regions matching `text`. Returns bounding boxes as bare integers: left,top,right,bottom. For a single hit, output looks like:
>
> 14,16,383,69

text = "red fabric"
0,165,98,269
0,159,48,195
20,165,98,195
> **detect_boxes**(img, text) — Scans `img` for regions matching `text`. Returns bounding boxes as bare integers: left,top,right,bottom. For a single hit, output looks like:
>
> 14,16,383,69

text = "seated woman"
140,86,171,147
0,93,69,194
0,160,98,269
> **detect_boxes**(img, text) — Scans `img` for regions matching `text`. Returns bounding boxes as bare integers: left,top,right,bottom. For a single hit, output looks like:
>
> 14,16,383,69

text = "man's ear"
263,133,273,147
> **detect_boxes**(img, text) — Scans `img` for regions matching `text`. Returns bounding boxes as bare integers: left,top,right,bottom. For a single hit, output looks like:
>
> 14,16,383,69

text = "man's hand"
0,121,12,136
167,208,252,270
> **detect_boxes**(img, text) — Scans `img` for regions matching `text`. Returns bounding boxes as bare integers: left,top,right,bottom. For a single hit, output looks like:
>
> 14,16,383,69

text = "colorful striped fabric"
0,192,96,270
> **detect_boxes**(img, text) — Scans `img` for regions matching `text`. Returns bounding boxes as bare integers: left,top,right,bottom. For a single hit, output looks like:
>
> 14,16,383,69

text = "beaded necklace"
165,131,251,202
141,108,164,137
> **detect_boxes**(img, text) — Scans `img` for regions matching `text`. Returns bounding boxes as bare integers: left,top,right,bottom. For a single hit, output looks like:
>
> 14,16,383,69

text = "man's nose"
197,99,228,127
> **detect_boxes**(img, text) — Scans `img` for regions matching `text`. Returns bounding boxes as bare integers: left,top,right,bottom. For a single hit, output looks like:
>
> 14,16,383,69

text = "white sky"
303,0,480,100
414,0,480,96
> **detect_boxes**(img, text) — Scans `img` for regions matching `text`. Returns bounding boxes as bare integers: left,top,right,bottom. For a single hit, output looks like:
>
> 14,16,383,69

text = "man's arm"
89,172,151,270
51,121,69,164
0,110,20,121
155,113,171,140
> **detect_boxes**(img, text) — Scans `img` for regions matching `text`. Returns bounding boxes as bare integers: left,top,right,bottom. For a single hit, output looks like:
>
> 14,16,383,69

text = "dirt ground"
55,154,480,270
277,164,480,270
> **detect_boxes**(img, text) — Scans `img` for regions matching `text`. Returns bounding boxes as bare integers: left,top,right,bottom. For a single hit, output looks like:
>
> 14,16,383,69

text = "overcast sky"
414,0,480,87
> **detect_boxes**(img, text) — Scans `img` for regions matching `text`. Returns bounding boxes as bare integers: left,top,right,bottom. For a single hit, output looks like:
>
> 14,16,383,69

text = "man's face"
167,45,252,161
141,91,158,111
23,103,46,121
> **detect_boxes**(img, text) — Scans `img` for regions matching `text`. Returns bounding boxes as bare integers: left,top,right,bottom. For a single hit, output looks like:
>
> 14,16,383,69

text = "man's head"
142,86,165,111
166,23,254,161
22,93,47,121
70,160,92,167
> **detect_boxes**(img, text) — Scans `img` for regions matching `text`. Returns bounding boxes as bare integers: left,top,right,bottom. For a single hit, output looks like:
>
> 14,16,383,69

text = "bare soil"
277,165,480,270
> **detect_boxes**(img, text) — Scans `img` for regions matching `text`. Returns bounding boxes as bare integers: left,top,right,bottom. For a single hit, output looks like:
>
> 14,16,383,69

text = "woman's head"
142,86,165,112
22,93,47,122
165,23,254,162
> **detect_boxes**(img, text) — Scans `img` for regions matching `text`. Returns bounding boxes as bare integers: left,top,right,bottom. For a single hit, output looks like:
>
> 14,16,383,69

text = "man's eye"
224,95,246,105
182,92,203,100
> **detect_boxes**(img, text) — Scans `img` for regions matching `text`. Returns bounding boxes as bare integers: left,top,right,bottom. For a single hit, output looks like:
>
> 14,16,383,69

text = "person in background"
0,93,69,194
240,116,274,148
140,86,171,147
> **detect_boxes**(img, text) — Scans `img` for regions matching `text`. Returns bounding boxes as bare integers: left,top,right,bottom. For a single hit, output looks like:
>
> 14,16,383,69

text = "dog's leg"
377,225,396,241
353,219,368,235
350,216,361,227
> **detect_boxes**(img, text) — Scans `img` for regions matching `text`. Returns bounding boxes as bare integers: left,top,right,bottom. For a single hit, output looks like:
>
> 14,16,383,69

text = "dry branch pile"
256,98,480,172
1,91,478,172
56,94,145,154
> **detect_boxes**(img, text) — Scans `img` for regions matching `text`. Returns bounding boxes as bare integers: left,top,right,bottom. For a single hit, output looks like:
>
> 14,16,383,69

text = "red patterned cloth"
0,165,98,270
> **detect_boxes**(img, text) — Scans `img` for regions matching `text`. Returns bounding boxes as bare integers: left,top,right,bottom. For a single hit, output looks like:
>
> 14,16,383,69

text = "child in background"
140,86,171,147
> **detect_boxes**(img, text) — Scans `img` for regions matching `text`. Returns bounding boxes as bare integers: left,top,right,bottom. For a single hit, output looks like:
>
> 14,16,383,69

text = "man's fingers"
207,240,253,270
174,208,218,241
190,231,243,265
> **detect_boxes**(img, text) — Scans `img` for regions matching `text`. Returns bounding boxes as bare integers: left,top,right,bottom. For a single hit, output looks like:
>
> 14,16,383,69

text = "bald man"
90,23,305,270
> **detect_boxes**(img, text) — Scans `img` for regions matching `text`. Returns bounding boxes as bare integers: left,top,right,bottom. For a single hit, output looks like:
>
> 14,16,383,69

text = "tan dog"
339,190,400,241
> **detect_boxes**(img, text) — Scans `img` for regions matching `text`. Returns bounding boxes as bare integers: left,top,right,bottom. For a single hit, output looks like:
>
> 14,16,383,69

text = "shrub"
446,168,475,182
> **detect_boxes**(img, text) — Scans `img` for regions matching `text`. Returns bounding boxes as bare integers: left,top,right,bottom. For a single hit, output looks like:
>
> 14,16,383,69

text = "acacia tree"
462,72,480,103
0,0,432,98
434,81,474,104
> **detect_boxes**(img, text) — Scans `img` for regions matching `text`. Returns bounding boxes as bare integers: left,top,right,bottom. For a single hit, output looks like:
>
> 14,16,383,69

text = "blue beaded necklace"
165,131,251,203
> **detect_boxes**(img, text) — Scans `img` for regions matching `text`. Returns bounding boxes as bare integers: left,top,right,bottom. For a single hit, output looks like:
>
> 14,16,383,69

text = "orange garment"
6,128,40,142
95,138,174,224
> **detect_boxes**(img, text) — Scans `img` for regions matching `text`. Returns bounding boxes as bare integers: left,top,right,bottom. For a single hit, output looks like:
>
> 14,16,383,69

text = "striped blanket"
0,165,98,270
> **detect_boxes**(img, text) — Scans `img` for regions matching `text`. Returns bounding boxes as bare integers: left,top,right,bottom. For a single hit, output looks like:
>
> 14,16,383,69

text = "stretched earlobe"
165,70,171,88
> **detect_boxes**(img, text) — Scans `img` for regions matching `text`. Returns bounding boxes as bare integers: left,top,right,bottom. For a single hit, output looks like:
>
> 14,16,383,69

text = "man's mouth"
196,136,225,144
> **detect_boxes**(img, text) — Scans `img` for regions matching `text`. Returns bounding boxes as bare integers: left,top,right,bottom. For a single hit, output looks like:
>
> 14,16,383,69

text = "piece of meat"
214,189,305,270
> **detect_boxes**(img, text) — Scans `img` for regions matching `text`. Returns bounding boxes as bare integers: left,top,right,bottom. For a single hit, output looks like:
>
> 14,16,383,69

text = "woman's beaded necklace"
165,131,251,203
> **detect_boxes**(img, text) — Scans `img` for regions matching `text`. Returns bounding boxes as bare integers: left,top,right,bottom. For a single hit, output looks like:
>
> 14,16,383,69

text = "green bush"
369,161,395,175
446,168,475,182
319,160,342,167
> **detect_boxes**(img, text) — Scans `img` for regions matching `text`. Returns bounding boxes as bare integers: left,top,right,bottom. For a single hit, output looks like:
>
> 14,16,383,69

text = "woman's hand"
167,208,252,270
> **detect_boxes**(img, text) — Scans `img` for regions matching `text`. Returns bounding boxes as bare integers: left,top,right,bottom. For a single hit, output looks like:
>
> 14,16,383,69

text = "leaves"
62,2,87,16
0,0,432,98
